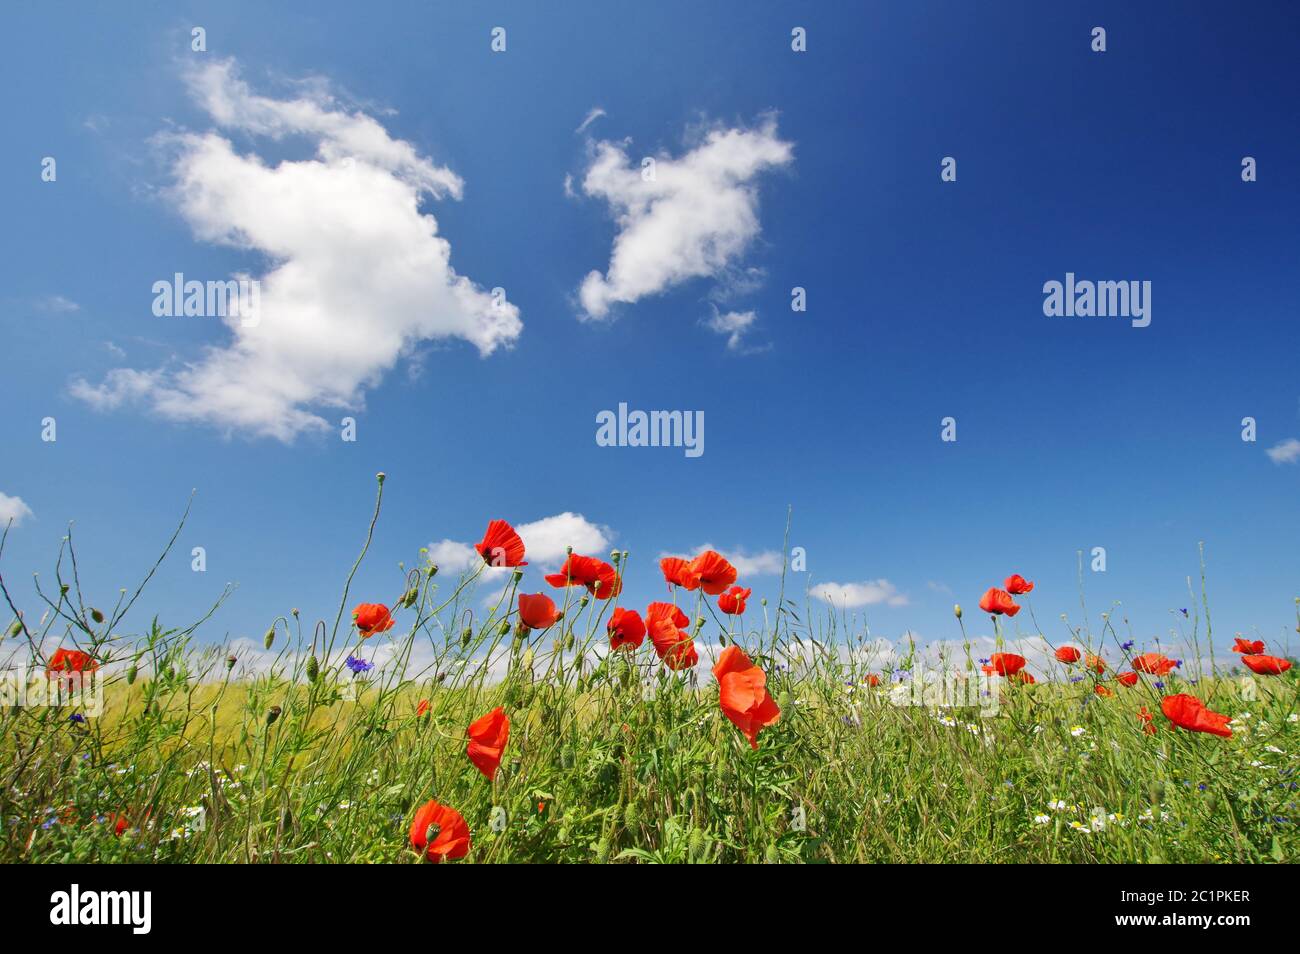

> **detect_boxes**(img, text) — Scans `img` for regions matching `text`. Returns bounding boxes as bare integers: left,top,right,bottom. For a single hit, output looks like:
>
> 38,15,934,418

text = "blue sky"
2,0,1298,664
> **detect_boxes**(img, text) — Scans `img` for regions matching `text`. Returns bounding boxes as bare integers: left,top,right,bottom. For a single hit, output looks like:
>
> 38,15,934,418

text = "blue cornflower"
69,713,86,724
1121,640,1134,651
1179,608,1189,618
1174,659,1182,668
1154,681,1165,690
978,658,990,666
1070,675,1084,683
345,655,373,675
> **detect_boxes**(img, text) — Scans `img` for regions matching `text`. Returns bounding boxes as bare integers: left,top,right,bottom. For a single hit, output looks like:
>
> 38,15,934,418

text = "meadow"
2,475,1296,864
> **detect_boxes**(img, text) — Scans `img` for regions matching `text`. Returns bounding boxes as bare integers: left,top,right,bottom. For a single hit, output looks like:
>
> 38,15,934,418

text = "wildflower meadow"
3,474,1296,865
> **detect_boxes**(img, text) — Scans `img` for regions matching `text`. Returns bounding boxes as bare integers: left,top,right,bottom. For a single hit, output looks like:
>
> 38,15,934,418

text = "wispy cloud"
0,492,34,527
574,114,793,319
70,58,521,441
34,294,80,314
1265,438,1300,464
810,580,909,609
703,308,763,352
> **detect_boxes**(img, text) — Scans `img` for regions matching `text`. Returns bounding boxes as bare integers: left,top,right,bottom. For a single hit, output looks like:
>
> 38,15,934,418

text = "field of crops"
3,477,1296,864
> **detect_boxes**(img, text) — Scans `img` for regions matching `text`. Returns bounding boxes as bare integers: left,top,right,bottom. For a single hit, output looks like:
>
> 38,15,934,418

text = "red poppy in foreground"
416,699,430,718
978,588,1021,617
1117,671,1139,687
1241,654,1292,676
475,519,527,567
1232,637,1265,655
1138,706,1157,735
1004,574,1034,595
466,707,510,780
1055,646,1081,664
865,674,881,688
1007,670,1036,685
46,648,98,675
985,652,1026,677
1160,693,1232,738
645,604,696,669
659,557,700,591
689,550,738,596
409,800,471,862
713,645,781,750
517,593,562,630
544,554,621,599
1094,683,1114,697
353,603,395,639
1132,652,1176,676
607,607,646,650
717,586,752,615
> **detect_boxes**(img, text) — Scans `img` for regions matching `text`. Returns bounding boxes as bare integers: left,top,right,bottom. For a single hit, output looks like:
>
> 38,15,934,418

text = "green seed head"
305,655,320,682
264,627,275,650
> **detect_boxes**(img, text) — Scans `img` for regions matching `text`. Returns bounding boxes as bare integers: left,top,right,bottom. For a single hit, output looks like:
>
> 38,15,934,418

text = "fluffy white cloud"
671,544,784,577
810,580,909,609
429,512,614,575
575,115,793,319
71,58,521,441
1266,438,1300,464
703,309,758,352
0,492,34,527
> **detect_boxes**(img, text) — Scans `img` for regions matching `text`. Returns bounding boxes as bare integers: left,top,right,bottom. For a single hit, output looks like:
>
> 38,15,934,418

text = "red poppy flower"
978,588,1020,617
987,652,1026,677
1138,706,1157,735
46,648,98,675
1160,693,1232,738
1007,670,1036,685
1004,574,1034,595
517,593,562,630
416,699,430,718
409,800,471,862
660,557,700,591
717,585,752,615
1055,646,1081,664
544,554,621,599
1086,654,1106,674
1094,683,1114,697
466,706,510,780
866,674,881,688
1117,671,1139,687
1132,653,1176,676
645,602,690,630
688,550,738,596
353,603,394,638
1241,654,1292,676
712,645,781,749
1232,638,1265,655
648,615,697,669
475,519,527,567
607,607,646,650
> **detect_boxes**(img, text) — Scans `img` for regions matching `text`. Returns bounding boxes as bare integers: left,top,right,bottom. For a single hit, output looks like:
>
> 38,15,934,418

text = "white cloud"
575,107,606,134
0,492,34,527
810,580,909,609
71,58,521,441
671,544,784,577
703,308,758,352
34,295,80,314
575,115,793,319
1266,438,1300,464
429,512,614,575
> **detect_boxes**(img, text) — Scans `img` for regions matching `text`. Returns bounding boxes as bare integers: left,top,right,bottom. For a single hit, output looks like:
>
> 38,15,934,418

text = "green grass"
2,478,1297,863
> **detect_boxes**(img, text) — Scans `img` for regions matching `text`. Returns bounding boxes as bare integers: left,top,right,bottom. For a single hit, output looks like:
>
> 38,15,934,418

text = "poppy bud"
60,584,70,595
266,705,282,725
126,665,137,685
264,627,275,650
623,802,637,831
497,620,510,637
226,654,237,671
7,621,22,638
564,633,575,651
404,587,419,608
954,604,963,619
688,828,707,862
437,671,447,682
292,608,299,617
305,655,319,682
595,837,611,863
90,608,105,624
718,632,727,646
427,564,439,578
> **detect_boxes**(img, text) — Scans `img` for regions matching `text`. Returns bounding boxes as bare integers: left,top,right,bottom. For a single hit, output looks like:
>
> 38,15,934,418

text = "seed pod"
954,604,963,620
264,627,275,650
305,655,319,682
7,620,23,638
462,627,473,646
564,633,575,651
266,705,282,726
595,837,611,863
687,828,707,862
90,608,105,624
126,665,138,685
623,801,638,831
498,620,511,637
